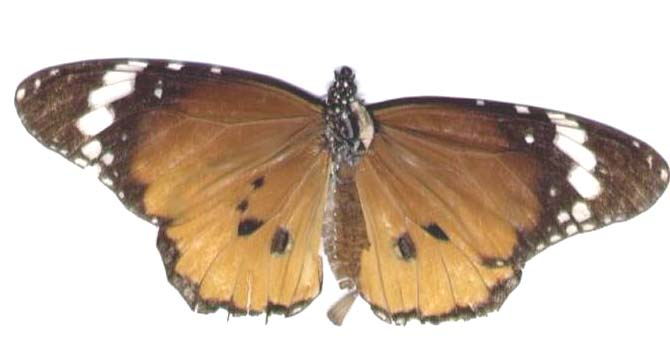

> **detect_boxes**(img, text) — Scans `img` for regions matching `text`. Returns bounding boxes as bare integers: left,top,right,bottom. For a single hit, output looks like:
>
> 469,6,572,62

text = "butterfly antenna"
327,290,358,326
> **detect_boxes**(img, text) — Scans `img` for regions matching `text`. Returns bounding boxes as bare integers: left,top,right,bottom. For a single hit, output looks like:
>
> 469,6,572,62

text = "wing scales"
16,59,330,316
356,132,521,321
17,63,668,324
353,98,667,322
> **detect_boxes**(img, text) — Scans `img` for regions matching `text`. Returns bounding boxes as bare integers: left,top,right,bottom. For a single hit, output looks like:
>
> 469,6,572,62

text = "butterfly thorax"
324,66,374,167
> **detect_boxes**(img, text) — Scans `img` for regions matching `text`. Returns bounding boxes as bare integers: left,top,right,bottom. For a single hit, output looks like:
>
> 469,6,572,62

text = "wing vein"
375,134,506,259
278,155,327,304
367,152,491,294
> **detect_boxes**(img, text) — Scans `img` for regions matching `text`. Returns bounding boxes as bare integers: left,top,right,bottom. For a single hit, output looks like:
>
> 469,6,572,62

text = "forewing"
354,97,668,323
15,59,330,316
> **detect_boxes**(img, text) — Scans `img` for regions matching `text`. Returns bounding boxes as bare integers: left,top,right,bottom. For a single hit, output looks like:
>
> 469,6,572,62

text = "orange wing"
15,59,330,316
354,98,668,323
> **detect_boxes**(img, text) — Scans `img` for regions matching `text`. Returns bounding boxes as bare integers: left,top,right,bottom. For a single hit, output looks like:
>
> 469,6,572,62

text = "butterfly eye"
338,66,354,79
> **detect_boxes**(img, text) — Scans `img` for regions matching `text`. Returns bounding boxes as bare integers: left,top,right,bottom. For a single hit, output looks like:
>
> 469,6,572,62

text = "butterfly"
14,59,668,325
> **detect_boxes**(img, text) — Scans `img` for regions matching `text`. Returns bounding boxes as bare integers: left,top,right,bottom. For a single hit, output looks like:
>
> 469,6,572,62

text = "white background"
1,1,669,352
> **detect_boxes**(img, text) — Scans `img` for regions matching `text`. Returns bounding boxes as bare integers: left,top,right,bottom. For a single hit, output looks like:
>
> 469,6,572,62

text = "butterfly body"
322,66,373,294
15,59,668,325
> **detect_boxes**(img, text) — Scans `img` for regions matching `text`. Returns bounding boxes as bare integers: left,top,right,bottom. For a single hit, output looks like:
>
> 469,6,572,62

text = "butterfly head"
324,66,375,166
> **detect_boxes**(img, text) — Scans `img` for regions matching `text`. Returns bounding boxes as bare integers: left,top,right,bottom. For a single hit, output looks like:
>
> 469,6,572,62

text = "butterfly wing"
15,59,330,316
354,97,668,323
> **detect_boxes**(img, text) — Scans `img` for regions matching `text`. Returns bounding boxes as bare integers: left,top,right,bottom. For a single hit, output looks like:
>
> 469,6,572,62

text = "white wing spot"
89,80,135,108
76,106,115,136
16,88,26,101
515,105,530,114
547,112,580,127
549,112,596,174
101,152,114,166
103,71,137,85
557,210,570,224
115,60,147,72
524,133,535,144
566,223,578,235
476,99,485,106
582,223,596,231
34,78,41,90
556,125,587,144
101,176,114,186
568,165,602,199
549,187,558,197
154,87,163,99
74,158,89,167
127,60,148,68
49,68,60,76
81,139,102,160
661,168,668,182
554,133,596,171
151,217,159,224
167,62,184,71
602,215,612,224
536,242,546,251
632,140,641,148
550,234,562,243
121,133,128,142
118,191,125,199
571,201,591,222
647,155,653,169
211,66,222,74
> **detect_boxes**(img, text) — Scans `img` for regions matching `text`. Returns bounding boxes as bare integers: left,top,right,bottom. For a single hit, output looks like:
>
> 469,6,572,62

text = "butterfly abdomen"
324,162,371,290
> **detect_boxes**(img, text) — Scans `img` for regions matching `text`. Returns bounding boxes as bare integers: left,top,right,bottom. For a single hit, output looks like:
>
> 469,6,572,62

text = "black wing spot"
238,217,264,236
236,199,249,212
396,233,417,260
251,176,265,189
270,227,290,254
423,223,450,241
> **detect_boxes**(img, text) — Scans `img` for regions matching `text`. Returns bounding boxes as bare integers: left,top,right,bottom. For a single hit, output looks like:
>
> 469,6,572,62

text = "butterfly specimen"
15,59,668,325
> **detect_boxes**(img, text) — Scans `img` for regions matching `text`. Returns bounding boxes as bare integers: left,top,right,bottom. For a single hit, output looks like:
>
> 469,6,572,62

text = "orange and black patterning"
15,59,669,324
